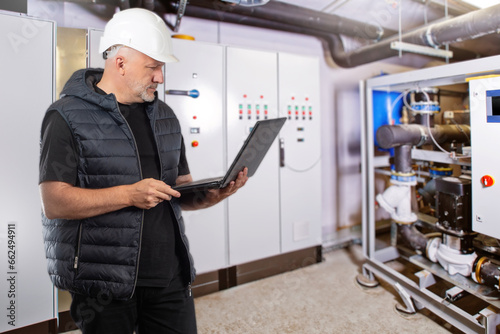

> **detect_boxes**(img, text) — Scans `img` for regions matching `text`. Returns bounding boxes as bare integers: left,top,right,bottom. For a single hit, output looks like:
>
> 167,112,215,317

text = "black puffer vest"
41,68,195,300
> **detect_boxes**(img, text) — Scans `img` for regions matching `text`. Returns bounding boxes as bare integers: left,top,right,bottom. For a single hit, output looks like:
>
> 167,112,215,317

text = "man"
39,8,247,334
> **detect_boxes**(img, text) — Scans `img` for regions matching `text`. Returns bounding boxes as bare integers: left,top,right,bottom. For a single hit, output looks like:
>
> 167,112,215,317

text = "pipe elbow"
377,184,417,223
376,184,408,213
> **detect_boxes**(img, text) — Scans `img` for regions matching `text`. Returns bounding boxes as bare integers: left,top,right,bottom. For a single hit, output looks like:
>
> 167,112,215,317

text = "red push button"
191,141,199,148
481,175,494,187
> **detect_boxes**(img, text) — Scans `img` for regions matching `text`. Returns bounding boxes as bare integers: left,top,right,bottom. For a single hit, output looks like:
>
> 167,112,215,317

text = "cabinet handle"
165,89,200,98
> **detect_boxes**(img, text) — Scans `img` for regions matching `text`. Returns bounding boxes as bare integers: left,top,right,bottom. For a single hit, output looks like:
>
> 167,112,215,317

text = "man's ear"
115,55,126,76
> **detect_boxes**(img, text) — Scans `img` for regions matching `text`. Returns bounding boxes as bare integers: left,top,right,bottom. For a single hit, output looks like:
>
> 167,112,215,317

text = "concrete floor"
195,244,457,334
64,244,459,333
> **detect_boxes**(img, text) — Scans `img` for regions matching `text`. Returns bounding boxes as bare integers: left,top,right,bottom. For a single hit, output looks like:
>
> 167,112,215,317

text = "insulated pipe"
398,224,429,252
178,5,359,68
182,0,385,41
178,5,478,68
171,1,495,67
393,145,413,174
331,4,500,66
415,6,500,48
474,257,500,290
376,124,470,149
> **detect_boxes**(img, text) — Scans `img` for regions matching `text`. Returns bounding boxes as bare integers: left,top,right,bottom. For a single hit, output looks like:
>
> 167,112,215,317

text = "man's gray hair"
103,44,124,60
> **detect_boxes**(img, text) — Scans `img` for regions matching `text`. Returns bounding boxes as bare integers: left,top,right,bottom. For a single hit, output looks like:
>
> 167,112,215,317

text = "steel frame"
360,55,500,333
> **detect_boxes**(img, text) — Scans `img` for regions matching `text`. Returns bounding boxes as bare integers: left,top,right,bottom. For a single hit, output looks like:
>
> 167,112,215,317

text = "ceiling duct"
332,3,500,67
178,0,385,41
168,0,497,67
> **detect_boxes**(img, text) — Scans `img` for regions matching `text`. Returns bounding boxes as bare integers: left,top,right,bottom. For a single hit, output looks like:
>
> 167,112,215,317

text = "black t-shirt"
39,91,190,287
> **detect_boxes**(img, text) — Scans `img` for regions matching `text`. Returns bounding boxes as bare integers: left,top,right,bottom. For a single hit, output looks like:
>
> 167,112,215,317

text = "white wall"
28,0,434,245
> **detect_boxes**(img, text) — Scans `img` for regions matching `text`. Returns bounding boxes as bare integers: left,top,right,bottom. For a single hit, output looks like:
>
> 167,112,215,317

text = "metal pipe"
182,0,385,41
174,1,485,67
376,124,470,149
398,224,428,252
474,257,500,290
180,5,355,67
394,145,413,174
327,4,500,66
419,6,500,47
314,32,478,67
178,4,478,68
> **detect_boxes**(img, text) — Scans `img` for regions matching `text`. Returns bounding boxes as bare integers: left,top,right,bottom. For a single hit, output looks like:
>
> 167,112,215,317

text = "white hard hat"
99,8,178,63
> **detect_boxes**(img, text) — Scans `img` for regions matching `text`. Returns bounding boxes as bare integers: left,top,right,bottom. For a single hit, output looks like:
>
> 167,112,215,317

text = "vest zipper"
132,211,145,299
115,102,145,300
74,222,83,274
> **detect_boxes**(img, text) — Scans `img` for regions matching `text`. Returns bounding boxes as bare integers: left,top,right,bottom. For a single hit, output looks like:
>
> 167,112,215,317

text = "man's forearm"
40,182,132,220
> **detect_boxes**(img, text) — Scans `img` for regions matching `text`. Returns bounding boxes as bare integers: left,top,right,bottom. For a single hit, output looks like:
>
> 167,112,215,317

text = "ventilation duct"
161,0,500,67
176,0,385,41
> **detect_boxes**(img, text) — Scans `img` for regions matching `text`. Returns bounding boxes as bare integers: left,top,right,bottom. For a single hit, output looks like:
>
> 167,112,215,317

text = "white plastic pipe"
376,184,417,223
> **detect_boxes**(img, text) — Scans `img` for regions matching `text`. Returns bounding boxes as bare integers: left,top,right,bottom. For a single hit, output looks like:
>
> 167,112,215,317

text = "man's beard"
133,82,157,102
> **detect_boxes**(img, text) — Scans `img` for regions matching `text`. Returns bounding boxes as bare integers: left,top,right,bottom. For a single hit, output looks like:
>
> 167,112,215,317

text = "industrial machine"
359,57,500,333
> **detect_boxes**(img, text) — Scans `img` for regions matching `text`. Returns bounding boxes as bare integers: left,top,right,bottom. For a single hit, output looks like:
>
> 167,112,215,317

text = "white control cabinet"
226,47,281,265
165,39,227,273
278,53,322,253
0,12,56,331
470,76,500,239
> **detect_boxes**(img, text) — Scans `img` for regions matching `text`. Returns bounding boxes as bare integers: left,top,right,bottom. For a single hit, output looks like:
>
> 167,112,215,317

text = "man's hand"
206,167,249,201
129,178,180,209
180,168,249,210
